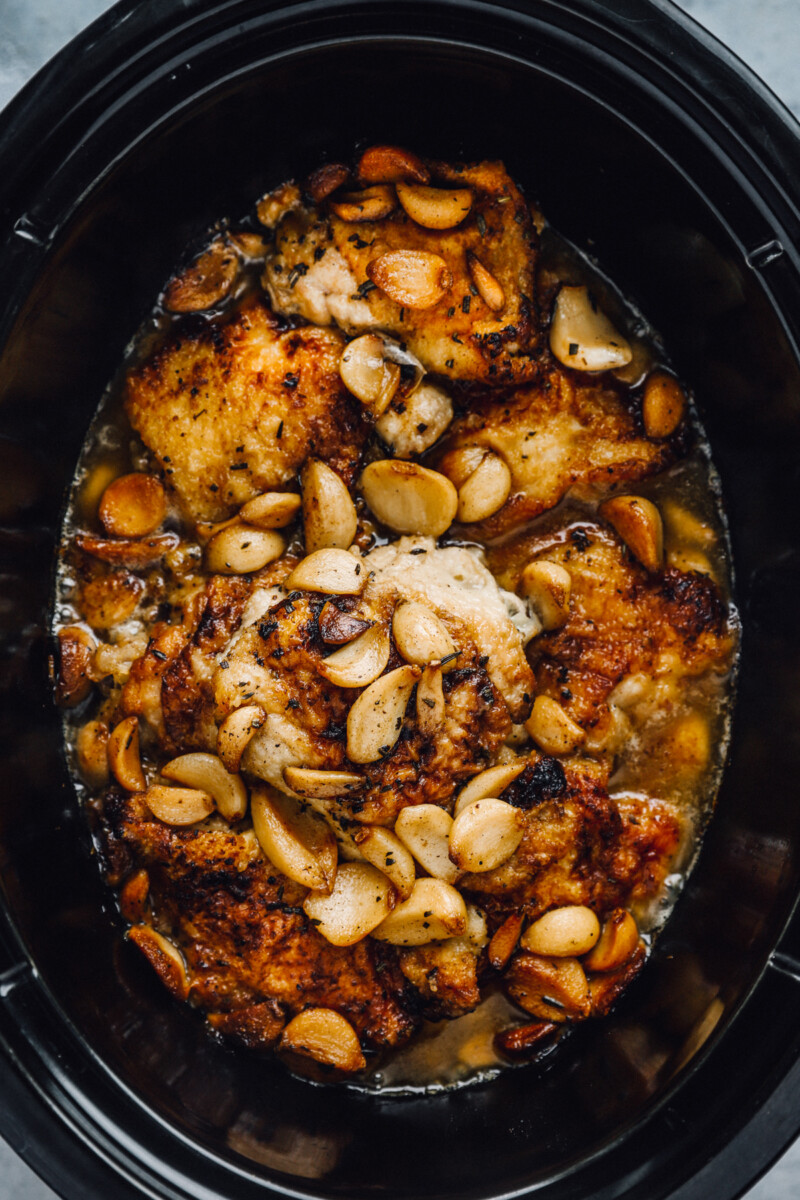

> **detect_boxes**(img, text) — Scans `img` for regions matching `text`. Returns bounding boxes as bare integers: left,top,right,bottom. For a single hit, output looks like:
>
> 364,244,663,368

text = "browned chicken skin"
261,160,540,383
126,297,368,522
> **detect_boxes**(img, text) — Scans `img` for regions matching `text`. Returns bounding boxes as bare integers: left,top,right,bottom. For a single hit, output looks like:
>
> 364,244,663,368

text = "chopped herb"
409,547,426,555
447,306,455,318
276,420,284,439
452,332,463,344
283,373,299,390
416,422,428,433
422,697,435,709
445,358,455,369
399,308,406,322
151,647,167,662
209,483,218,492
356,280,377,298
313,245,326,261
568,342,578,356
230,462,248,470
287,262,309,288
476,213,487,236
462,295,471,313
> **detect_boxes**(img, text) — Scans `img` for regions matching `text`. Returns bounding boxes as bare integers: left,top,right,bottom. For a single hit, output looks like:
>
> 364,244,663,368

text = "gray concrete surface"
0,0,799,1197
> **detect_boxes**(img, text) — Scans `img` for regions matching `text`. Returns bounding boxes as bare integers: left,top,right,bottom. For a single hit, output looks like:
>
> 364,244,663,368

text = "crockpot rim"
2,2,800,1199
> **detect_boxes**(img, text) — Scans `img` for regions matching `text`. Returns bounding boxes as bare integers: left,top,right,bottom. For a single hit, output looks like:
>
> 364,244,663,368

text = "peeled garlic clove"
330,184,397,222
453,761,527,816
367,250,453,310
205,525,286,574
145,784,215,825
238,491,302,529
339,334,401,416
467,251,505,311
438,445,488,490
216,704,265,772
127,925,190,1000
301,459,358,554
54,625,95,707
318,624,391,688
416,665,445,737
75,531,179,567
283,767,364,798
163,238,238,312
76,719,110,789
306,161,350,202
456,451,511,523
357,144,429,184
585,909,640,972
599,494,664,572
395,181,473,229
520,560,572,630
449,798,523,873
346,664,419,764
318,602,372,645
642,371,686,438
550,285,632,372
521,906,601,958
464,904,489,949
251,784,338,892
353,826,416,899
372,877,467,946
303,862,395,946
395,804,458,883
392,600,457,667
376,381,453,458
107,715,146,792
99,473,166,538
488,912,524,971
280,1008,366,1073
524,696,585,755
161,751,248,821
119,868,150,922
285,548,366,595
505,952,590,1022
359,460,457,538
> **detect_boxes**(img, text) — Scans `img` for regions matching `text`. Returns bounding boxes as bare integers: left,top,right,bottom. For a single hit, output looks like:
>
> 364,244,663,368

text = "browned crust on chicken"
436,367,674,537
104,790,418,1050
398,940,482,1019
490,521,733,745
125,297,368,522
262,160,540,384
459,756,683,926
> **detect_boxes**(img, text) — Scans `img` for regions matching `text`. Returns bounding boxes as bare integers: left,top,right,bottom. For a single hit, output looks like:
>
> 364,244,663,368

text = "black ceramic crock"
2,1,800,1198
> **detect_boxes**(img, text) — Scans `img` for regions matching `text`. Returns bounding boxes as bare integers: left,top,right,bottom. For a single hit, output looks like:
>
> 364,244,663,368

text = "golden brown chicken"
125,297,368,522
436,366,676,538
261,159,540,383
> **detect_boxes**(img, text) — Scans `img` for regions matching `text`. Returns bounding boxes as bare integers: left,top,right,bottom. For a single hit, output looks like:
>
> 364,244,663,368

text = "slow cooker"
2,1,800,1197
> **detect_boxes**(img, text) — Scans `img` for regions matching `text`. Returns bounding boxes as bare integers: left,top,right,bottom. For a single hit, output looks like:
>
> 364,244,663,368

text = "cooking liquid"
54,215,739,1094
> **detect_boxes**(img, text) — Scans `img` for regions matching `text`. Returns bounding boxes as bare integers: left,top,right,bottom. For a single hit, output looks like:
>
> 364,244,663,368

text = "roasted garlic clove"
449,798,523,872
357,144,429,184
318,624,391,688
456,451,512,523
303,862,395,946
216,704,265,772
599,494,664,572
144,783,215,825
238,491,302,529
339,334,401,416
205,525,285,574
371,878,467,946
467,251,505,311
395,804,458,884
395,181,473,229
367,250,453,310
107,715,146,791
283,767,364,799
392,600,457,667
353,825,416,899
642,371,686,439
453,761,527,816
416,665,445,736
524,696,585,755
359,460,458,538
99,473,166,539
161,751,248,821
584,909,640,972
330,184,397,222
301,459,358,554
280,1008,366,1072
251,785,338,892
521,906,601,958
550,285,632,372
346,665,419,764
519,560,572,630
285,548,367,595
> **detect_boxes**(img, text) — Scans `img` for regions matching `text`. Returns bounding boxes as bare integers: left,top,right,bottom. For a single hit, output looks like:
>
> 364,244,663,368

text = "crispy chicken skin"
261,160,540,383
490,521,734,753
102,791,417,1049
125,297,368,522
459,755,683,925
437,366,674,537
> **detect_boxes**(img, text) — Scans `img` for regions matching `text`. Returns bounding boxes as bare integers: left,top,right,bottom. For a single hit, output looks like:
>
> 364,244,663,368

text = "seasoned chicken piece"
102,791,417,1050
398,939,482,1019
125,297,368,522
436,367,674,537
459,755,684,926
489,521,734,761
261,160,540,383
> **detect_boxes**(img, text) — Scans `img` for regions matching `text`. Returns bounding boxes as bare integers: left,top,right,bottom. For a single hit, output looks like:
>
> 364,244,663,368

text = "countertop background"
1,0,799,1197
